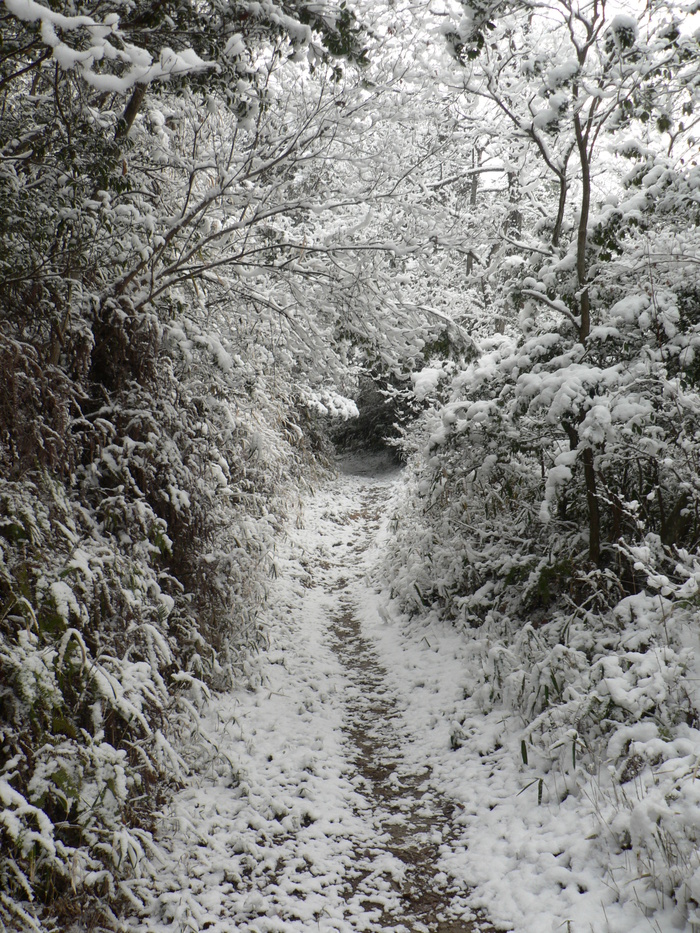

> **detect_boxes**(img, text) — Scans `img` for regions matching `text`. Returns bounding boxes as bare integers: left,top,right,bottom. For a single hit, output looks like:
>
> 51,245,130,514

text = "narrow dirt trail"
130,454,673,933
129,456,497,933
314,460,486,932
331,597,472,933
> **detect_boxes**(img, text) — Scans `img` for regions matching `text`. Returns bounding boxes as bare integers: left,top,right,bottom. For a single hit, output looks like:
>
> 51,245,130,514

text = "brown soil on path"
326,477,498,933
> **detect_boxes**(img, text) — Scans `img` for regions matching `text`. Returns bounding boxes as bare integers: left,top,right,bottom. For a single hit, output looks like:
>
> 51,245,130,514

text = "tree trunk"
466,147,481,276
564,422,601,566
573,111,591,342
572,108,599,562
115,83,148,140
551,173,567,248
582,447,601,565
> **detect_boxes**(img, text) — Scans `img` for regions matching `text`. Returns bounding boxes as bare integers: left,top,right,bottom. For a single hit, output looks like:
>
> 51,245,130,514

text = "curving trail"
129,455,497,933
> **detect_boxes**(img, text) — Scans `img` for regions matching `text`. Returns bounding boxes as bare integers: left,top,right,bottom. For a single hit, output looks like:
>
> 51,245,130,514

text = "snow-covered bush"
0,298,329,923
0,1,367,927
386,448,700,916
0,474,176,928
384,0,700,919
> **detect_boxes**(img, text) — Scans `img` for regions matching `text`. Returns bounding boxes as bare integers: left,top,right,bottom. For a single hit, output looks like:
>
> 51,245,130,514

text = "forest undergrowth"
0,331,331,930
0,2,348,926
3,0,700,929
383,450,700,926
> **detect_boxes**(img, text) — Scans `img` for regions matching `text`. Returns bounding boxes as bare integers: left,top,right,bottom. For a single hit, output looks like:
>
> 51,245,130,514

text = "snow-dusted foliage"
4,0,700,926
0,0,372,927
387,0,700,920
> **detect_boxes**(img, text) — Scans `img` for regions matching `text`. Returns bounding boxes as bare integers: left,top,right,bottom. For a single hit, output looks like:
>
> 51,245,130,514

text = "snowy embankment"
128,456,700,933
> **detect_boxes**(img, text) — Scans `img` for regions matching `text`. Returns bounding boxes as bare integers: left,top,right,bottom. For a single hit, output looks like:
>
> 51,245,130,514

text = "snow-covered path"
325,483,480,933
131,456,493,933
125,454,687,933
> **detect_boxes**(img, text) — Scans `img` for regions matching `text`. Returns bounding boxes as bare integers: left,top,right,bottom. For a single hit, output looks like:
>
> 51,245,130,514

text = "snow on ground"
127,452,687,933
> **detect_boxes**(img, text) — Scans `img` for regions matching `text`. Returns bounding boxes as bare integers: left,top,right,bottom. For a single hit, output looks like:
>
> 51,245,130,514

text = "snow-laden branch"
521,289,581,329
4,0,215,93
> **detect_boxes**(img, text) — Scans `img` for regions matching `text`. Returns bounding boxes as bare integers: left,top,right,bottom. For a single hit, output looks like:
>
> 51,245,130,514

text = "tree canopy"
2,0,700,928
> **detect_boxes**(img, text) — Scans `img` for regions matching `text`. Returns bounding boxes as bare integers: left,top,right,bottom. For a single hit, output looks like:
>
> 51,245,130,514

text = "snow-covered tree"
404,0,700,575
384,3,700,917
0,1,380,927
